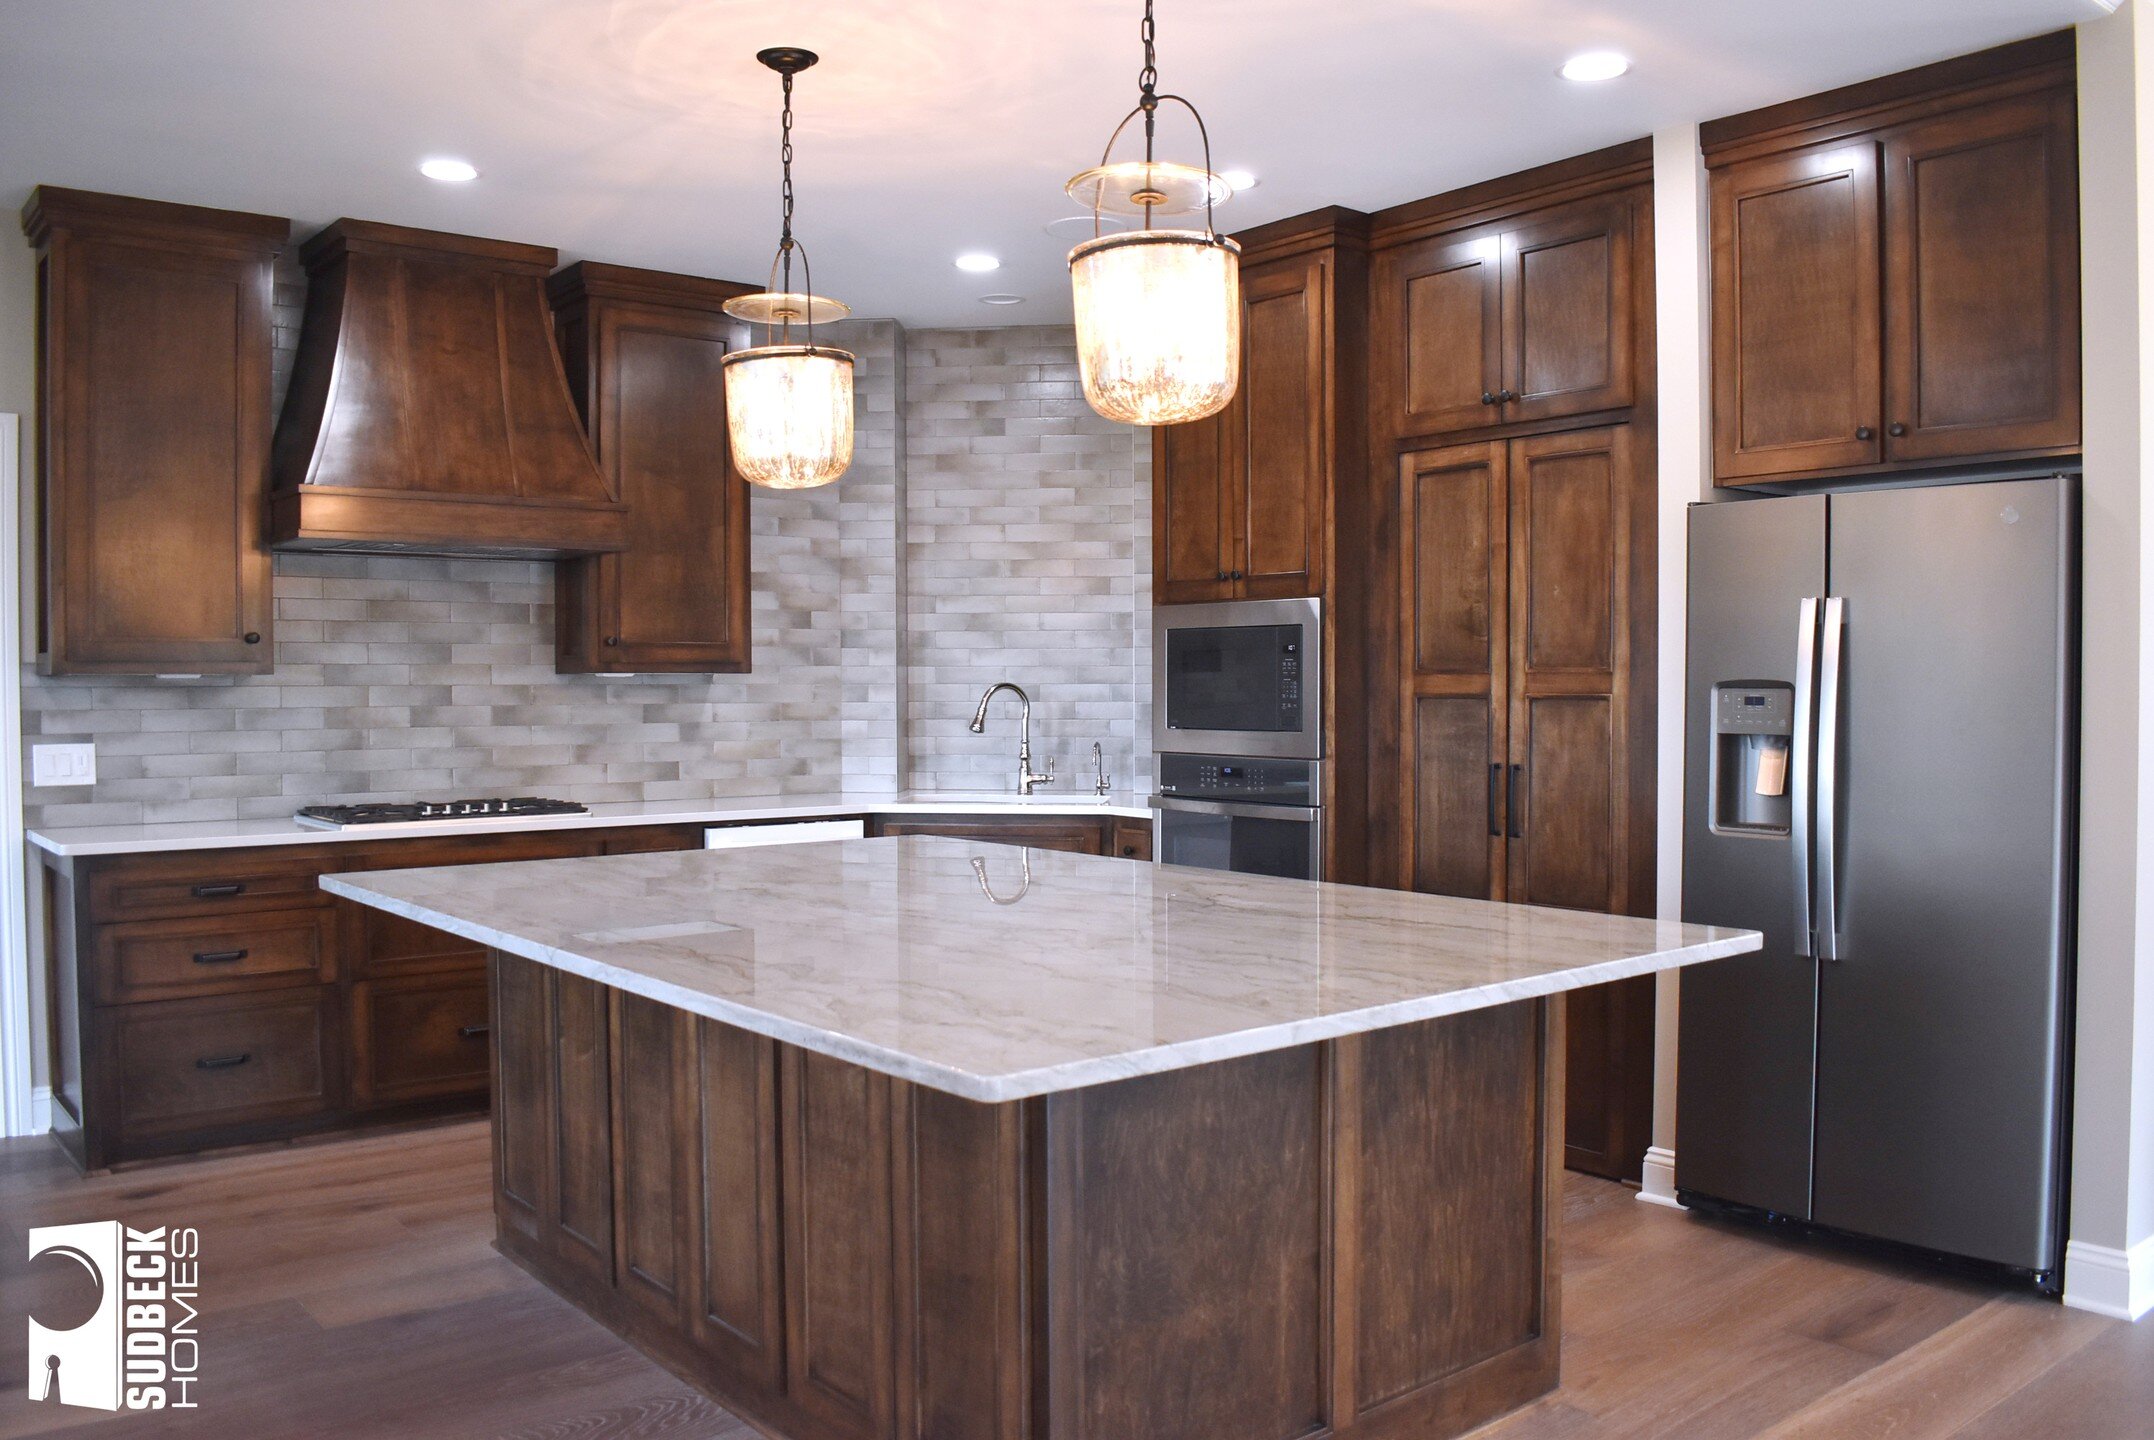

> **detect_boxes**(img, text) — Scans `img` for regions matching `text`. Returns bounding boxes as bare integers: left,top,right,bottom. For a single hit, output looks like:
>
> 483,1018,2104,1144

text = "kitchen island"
324,837,1757,1440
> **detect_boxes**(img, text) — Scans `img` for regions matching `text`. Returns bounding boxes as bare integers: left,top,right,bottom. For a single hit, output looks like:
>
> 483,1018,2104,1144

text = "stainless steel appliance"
1679,475,2076,1287
1152,754,1322,880
295,797,588,828
1153,598,1321,759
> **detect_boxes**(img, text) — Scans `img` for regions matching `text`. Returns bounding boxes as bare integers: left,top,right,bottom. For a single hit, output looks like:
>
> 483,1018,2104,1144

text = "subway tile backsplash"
21,297,1152,831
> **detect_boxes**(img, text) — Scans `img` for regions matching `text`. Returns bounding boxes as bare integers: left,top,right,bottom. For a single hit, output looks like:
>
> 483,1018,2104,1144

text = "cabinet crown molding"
21,185,289,252
548,260,759,314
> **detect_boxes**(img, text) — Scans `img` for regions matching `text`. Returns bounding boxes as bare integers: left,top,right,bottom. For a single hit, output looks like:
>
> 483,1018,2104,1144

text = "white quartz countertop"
27,790,1154,858
322,836,1760,1102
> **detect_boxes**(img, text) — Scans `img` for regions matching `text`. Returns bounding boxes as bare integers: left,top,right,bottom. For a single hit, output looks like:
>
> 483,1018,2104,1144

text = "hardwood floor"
1,1121,2144,1438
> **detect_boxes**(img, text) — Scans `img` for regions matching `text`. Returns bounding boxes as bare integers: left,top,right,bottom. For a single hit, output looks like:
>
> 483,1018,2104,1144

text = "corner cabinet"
21,187,287,675
1155,211,1368,605
1706,36,2079,484
550,262,756,672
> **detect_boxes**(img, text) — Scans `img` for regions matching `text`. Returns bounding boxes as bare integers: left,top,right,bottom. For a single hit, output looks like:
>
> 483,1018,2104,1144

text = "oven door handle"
1148,796,1321,822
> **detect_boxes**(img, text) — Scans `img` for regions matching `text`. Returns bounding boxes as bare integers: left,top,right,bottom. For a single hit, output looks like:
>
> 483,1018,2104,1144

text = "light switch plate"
31,742,96,788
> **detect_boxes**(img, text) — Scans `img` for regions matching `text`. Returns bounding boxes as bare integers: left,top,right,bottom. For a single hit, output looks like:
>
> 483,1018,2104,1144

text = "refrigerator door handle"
1815,596,1846,961
1790,597,1821,957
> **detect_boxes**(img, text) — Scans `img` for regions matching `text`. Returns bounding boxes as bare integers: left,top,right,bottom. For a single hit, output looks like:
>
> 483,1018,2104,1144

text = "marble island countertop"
27,789,1155,858
323,836,1761,1102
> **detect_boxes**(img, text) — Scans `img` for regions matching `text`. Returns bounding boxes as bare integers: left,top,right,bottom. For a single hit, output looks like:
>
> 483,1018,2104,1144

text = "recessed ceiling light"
1559,51,1629,82
955,252,1001,273
1220,169,1259,193
980,294,1025,306
419,157,479,182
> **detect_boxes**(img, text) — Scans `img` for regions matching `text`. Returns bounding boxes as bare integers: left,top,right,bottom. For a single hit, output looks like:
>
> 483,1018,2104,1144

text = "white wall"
2066,0,2154,1321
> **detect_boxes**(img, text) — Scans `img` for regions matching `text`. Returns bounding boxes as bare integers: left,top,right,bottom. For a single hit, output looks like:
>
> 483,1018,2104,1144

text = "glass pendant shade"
721,344,856,490
1069,229,1242,425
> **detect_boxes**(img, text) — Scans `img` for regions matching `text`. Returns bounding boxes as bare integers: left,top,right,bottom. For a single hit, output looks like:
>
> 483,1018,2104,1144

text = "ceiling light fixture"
418,157,479,183
1064,0,1240,426
1220,169,1258,192
980,294,1026,306
1559,51,1630,82
955,252,1002,273
719,48,854,491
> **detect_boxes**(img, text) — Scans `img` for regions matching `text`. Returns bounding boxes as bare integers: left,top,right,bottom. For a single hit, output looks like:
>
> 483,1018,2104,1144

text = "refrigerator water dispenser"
1710,682,1793,835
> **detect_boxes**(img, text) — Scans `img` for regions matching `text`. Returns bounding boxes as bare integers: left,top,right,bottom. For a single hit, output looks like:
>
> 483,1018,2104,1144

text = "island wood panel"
486,951,1563,1440
612,992,695,1326
782,1047,899,1440
690,1017,787,1398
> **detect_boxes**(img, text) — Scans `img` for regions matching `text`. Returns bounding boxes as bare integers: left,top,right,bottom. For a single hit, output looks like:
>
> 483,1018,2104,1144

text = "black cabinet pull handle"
190,882,246,898
1487,763,1502,837
1856,426,1875,441
195,1053,251,1071
1888,421,1907,437
243,632,261,645
191,949,248,965
1507,764,1524,839
458,1024,491,1040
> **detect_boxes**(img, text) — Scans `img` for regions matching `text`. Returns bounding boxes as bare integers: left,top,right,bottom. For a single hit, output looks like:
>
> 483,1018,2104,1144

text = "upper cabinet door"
1236,252,1327,600
1500,199,1634,424
1881,91,2080,463
1711,143,1885,481
551,265,752,674
1379,225,1505,438
1155,402,1235,605
26,191,286,676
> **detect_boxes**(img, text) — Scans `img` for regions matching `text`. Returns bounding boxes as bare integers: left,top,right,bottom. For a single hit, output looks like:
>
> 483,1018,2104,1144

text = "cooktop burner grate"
294,797,589,829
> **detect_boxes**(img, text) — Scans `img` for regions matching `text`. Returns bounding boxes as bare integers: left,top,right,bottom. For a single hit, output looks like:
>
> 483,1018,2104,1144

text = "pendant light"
1065,0,1240,427
721,47,855,490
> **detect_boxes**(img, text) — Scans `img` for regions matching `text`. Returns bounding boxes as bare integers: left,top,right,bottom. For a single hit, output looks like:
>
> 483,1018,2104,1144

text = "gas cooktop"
294,797,589,829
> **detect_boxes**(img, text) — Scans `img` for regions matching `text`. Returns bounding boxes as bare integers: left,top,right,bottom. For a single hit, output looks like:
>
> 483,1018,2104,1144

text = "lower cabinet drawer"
113,989,333,1139
350,974,492,1108
95,910,334,1004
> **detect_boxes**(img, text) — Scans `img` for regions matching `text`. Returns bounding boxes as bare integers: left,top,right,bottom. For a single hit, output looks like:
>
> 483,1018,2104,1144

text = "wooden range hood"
269,220,629,556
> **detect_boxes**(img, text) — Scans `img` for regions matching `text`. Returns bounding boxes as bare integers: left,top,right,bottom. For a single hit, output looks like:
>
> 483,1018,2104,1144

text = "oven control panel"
1154,754,1317,806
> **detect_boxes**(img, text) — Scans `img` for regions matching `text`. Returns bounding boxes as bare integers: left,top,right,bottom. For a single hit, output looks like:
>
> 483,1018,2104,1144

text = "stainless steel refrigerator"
1678,476,2076,1285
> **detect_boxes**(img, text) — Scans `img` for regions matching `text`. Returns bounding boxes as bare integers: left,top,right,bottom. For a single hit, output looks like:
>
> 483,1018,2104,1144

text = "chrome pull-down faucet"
968,682,1055,795
1091,741,1112,796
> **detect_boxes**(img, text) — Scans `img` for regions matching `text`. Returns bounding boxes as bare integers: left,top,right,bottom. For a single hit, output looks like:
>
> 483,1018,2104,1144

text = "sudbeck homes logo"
26,1220,201,1411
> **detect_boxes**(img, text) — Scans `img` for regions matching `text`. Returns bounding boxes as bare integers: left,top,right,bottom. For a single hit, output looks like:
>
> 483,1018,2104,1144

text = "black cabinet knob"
1216,571,1228,582
1481,391,1498,405
1497,389,1518,404
1888,422,1907,437
1230,570,1244,580
243,632,261,644
603,635,620,646
1856,426,1875,441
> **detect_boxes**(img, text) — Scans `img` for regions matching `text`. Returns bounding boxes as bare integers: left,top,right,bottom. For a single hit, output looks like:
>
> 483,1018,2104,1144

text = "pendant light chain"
1138,0,1158,164
777,68,796,331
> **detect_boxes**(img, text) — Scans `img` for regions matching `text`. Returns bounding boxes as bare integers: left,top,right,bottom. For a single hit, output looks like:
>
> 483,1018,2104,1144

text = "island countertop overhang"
321,836,1760,1103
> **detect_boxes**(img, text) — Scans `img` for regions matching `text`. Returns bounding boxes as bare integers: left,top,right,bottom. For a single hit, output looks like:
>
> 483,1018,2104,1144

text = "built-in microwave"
1152,597,1321,760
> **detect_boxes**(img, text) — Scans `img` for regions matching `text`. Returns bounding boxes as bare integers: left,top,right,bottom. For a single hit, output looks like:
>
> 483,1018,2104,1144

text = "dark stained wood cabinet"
1705,33,2079,485
1155,212,1368,605
551,262,756,673
20,187,286,675
1397,426,1656,1180
1374,192,1636,442
1367,150,1660,1181
491,951,1565,1440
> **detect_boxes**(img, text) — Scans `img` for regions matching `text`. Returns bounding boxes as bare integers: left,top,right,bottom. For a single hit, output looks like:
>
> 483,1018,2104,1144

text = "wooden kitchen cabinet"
20,187,287,675
1396,424,1656,1179
551,262,756,673
1706,34,2078,484
1155,213,1367,605
1373,192,1637,441
868,815,1108,854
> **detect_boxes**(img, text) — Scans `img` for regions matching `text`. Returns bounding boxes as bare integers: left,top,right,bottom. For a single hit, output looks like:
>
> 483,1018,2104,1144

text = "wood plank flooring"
0,1121,2144,1438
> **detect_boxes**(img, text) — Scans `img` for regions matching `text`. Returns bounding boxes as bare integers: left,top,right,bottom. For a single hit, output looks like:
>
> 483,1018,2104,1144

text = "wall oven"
1151,755,1323,882
1152,597,1321,760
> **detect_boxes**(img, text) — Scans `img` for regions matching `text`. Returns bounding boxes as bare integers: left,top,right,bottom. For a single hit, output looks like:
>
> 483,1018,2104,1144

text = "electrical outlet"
31,742,96,788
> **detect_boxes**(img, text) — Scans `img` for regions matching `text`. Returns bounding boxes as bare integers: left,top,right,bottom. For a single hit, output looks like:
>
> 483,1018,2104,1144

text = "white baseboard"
2063,1237,2154,1321
1637,1145,1686,1209
28,1084,51,1137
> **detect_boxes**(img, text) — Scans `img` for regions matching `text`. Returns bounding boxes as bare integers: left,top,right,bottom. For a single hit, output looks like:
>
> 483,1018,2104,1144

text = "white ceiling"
0,0,2106,328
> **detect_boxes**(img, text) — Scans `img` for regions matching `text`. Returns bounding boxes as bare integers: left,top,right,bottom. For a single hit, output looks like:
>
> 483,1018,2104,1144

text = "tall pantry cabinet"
1370,146,1661,1182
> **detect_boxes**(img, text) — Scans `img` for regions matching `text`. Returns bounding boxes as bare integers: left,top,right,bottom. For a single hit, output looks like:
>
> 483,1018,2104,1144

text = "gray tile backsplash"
20,296,1151,831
